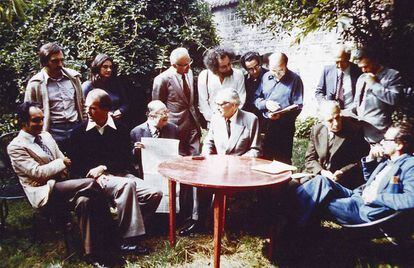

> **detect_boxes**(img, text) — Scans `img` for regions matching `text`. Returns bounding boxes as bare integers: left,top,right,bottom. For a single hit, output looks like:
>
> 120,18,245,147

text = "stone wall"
207,2,343,118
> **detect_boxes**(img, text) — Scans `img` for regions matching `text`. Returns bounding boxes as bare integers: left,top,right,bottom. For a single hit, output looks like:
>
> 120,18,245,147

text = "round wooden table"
158,155,292,268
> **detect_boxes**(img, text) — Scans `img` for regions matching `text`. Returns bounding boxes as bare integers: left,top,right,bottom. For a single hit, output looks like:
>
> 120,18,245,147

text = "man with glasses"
240,51,268,117
198,46,246,124
25,42,86,154
130,100,179,178
152,47,201,156
254,52,303,164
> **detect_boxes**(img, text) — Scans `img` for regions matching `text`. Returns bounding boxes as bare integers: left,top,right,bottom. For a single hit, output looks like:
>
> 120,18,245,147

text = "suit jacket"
7,131,67,208
351,67,403,143
315,63,361,106
130,121,179,177
304,117,370,188
202,110,261,157
354,154,414,222
24,67,86,131
70,120,133,178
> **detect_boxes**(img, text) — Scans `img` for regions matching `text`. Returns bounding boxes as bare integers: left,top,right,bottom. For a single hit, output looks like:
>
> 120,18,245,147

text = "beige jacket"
24,67,86,131
7,131,67,208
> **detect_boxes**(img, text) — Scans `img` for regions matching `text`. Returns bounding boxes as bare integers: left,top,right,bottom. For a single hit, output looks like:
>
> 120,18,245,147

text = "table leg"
213,191,224,268
221,194,226,234
168,180,176,247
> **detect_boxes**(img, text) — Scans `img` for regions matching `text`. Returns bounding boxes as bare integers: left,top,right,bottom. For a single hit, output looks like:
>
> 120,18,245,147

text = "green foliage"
0,0,27,23
0,0,218,130
295,116,319,139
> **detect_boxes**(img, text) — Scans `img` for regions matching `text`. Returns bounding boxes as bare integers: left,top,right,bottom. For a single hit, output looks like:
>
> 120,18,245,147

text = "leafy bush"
0,0,218,132
295,117,319,139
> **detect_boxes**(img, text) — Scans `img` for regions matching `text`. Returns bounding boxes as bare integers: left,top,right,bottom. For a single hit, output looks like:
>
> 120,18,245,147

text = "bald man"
254,52,303,164
70,89,162,254
315,44,362,109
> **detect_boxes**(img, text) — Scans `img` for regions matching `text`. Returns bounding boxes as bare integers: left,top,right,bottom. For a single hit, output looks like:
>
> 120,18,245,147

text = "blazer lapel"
377,164,400,192
330,134,345,157
226,113,245,154
365,161,388,186
171,72,189,105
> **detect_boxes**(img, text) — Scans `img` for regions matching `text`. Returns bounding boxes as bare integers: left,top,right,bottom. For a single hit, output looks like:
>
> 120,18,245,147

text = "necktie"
153,128,160,138
359,82,367,106
34,135,54,160
226,120,231,137
182,74,191,103
336,71,344,108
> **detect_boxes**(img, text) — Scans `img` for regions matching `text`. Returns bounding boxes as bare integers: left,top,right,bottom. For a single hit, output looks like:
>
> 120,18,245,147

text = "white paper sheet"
141,137,180,213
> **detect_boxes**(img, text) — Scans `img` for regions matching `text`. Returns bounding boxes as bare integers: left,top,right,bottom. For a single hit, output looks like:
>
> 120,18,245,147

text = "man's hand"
268,112,281,121
265,100,281,112
63,157,72,167
134,142,145,150
365,73,378,86
86,165,107,179
112,109,122,119
332,170,343,181
368,144,384,159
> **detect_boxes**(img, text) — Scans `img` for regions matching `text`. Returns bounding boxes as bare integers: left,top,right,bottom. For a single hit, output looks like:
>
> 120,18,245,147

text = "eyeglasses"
246,64,261,73
176,59,193,67
50,58,64,64
215,101,231,107
383,138,396,142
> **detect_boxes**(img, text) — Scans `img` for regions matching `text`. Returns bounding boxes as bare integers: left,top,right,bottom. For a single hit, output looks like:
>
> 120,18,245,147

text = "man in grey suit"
152,47,201,156
130,100,179,178
351,47,404,143
8,102,112,265
179,88,261,236
302,101,369,189
315,45,362,109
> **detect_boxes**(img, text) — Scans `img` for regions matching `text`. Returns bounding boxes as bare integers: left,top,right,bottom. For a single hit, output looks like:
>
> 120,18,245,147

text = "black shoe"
84,254,107,267
178,220,201,236
120,243,150,255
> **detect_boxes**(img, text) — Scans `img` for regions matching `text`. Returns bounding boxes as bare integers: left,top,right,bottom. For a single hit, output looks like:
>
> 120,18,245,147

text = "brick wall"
208,3,343,118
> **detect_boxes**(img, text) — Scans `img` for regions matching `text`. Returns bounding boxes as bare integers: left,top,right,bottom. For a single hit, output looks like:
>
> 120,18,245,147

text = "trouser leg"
97,176,145,238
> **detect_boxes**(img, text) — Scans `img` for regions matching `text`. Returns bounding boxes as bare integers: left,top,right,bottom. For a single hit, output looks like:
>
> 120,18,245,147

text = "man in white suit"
7,102,112,265
179,89,261,236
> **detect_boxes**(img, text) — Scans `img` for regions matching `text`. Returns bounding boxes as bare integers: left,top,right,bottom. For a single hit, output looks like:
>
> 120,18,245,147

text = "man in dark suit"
315,45,362,109
70,89,162,255
130,100,179,178
152,47,201,156
302,101,369,189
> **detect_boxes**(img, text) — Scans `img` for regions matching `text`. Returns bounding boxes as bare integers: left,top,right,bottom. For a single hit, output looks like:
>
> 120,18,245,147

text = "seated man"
292,122,414,226
7,102,112,264
179,88,261,236
130,100,179,178
70,89,162,254
302,101,369,189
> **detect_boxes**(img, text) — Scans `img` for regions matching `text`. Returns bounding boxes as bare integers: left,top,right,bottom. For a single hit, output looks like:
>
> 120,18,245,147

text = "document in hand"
268,104,299,116
141,137,180,213
251,160,297,174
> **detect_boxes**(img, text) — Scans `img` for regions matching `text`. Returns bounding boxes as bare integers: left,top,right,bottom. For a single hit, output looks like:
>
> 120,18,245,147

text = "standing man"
351,47,403,144
25,42,86,154
240,51,268,117
70,89,162,254
302,101,369,189
152,47,201,156
254,52,303,164
198,46,246,123
8,102,112,265
315,44,362,109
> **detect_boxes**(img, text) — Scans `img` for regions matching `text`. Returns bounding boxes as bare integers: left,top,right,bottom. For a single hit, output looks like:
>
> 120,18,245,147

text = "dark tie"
359,82,367,106
34,135,54,160
226,120,231,137
182,74,191,103
152,128,160,138
336,71,344,108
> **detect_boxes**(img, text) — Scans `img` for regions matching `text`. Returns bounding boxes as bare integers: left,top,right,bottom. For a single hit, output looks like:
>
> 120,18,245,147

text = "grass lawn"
1,138,414,267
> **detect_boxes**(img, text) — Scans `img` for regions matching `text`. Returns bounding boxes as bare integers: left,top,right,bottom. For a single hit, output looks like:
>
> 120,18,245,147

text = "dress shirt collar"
223,109,239,124
20,130,36,143
86,115,117,135
42,68,68,83
390,153,406,163
338,65,350,76
147,120,161,136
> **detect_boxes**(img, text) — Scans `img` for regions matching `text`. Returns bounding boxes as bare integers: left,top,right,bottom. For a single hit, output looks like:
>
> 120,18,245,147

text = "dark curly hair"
392,122,414,154
17,102,42,126
240,51,261,70
203,46,235,74
89,54,118,88
39,42,63,67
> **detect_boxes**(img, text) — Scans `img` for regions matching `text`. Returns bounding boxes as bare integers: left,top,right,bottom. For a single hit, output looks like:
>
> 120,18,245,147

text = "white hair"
215,88,241,105
318,100,340,120
170,47,190,65
147,100,167,116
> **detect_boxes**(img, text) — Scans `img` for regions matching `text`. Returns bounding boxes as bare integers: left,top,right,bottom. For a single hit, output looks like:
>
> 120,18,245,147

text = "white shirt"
220,109,239,145
86,115,117,135
197,68,246,121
